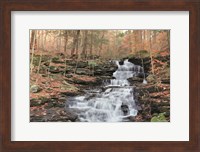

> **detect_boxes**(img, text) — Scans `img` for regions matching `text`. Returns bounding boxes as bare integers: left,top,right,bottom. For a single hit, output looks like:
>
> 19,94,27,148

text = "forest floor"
30,53,170,122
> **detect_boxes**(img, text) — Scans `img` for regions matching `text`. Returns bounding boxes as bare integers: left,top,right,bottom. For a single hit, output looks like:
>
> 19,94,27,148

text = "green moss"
52,56,59,62
151,113,167,122
88,60,97,67
60,83,78,92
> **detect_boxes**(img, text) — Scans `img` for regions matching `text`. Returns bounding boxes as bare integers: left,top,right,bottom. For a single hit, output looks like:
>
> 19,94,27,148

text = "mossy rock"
146,74,157,83
51,56,59,62
151,113,167,122
32,55,40,66
77,61,88,68
88,60,97,67
30,85,42,93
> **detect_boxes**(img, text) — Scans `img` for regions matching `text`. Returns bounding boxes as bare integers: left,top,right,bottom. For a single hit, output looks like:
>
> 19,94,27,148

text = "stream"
65,59,144,122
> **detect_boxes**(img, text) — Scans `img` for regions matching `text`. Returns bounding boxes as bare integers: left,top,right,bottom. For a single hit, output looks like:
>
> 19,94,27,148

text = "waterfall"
65,59,142,122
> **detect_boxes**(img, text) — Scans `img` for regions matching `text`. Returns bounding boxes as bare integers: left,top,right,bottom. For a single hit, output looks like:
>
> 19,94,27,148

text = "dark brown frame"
0,0,200,152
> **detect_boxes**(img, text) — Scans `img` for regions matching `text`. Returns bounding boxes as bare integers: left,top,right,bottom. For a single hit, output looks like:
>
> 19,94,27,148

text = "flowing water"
65,59,144,122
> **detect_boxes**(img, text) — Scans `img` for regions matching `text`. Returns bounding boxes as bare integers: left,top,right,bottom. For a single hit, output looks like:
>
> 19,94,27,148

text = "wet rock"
60,91,81,96
65,99,76,108
135,72,147,78
58,97,67,102
85,93,96,100
119,59,124,65
64,108,78,122
128,57,151,73
127,77,143,84
93,62,118,76
30,85,42,93
121,103,129,115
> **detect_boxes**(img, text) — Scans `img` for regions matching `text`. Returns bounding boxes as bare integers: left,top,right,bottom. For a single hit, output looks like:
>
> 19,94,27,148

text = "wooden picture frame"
0,0,199,151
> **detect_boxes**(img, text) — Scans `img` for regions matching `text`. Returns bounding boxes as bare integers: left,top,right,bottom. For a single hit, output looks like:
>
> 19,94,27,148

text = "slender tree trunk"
98,32,104,56
59,30,62,51
90,31,93,57
71,30,80,56
36,30,39,51
167,30,170,52
81,30,88,59
30,30,35,49
75,38,79,56
30,31,36,74
153,30,156,43
43,30,48,51
150,31,155,75
64,31,68,53
133,31,137,53
63,31,69,76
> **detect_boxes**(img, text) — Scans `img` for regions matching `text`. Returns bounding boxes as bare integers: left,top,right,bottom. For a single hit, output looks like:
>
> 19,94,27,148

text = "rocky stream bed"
30,55,170,122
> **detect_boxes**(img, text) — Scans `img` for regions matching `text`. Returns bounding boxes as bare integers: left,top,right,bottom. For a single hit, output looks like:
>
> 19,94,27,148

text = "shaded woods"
30,30,170,122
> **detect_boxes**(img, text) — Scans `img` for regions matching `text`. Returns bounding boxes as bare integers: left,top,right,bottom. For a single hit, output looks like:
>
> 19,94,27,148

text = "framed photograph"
0,0,200,151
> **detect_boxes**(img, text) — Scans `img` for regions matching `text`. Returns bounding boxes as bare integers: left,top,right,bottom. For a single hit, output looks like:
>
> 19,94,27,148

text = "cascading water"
65,59,143,122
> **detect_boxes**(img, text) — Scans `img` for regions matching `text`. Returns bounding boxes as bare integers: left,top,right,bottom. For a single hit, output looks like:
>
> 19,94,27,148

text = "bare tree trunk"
98,32,104,56
43,30,48,51
90,31,93,57
167,30,170,52
37,30,39,51
37,31,46,76
150,31,155,75
64,31,69,76
153,30,156,43
71,30,80,56
30,30,36,74
81,30,88,59
75,38,79,56
59,30,62,51
30,30,35,49
128,30,132,53
133,31,137,53
64,31,68,53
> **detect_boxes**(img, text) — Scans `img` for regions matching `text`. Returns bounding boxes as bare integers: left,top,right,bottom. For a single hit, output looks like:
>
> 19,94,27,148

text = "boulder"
64,108,78,122
30,85,42,93
77,61,88,68
75,68,91,75
119,59,124,65
128,77,143,84
121,103,129,115
146,74,157,83
94,68,105,75
48,66,62,73
65,74,73,78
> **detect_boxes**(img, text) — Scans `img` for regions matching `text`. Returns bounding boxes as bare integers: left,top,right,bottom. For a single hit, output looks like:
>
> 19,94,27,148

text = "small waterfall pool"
65,59,144,122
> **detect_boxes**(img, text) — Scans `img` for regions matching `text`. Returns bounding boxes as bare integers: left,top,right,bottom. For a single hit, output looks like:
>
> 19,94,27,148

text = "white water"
66,59,143,122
